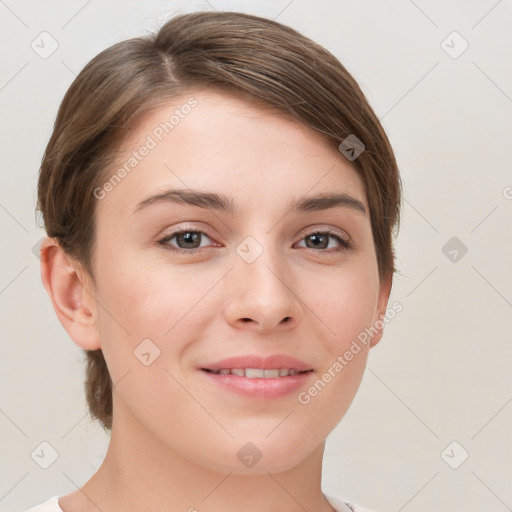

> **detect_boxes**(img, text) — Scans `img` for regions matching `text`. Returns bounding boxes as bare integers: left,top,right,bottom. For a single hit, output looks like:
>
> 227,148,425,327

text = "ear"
369,274,393,348
39,237,101,350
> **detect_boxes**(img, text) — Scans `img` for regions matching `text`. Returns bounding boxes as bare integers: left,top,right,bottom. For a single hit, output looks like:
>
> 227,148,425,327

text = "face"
86,89,389,473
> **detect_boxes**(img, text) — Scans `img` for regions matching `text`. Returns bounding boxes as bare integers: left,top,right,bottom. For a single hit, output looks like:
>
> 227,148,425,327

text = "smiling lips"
200,354,314,399
205,367,311,378
201,354,312,372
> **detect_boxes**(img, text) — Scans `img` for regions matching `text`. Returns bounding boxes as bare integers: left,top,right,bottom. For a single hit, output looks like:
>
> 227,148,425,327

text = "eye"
295,230,351,252
156,227,352,255
157,229,216,253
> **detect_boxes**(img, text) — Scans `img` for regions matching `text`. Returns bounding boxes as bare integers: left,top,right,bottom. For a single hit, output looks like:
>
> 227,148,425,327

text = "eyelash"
156,227,352,255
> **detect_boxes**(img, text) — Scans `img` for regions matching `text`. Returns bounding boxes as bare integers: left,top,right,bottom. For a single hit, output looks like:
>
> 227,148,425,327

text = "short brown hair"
37,11,402,432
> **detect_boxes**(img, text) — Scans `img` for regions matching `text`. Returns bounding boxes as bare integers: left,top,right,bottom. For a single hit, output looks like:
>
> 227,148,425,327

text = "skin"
41,89,391,512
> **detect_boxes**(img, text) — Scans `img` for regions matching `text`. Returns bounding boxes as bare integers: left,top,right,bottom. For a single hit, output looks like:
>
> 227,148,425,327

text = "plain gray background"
1,0,511,511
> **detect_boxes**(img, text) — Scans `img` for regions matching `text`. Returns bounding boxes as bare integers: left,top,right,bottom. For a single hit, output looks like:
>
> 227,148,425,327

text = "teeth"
211,368,307,378
245,368,265,378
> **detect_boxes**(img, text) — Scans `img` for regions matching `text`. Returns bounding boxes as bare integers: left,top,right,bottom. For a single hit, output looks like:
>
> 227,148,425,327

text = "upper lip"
201,354,313,372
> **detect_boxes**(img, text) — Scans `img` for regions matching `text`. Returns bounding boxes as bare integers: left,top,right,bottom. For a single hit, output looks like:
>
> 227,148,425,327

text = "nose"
222,244,303,334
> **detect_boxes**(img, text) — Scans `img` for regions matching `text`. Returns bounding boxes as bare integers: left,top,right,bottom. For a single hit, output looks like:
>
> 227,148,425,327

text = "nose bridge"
237,232,289,296
223,231,302,331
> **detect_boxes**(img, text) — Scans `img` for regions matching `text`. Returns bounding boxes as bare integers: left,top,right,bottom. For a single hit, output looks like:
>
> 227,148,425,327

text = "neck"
77,402,336,512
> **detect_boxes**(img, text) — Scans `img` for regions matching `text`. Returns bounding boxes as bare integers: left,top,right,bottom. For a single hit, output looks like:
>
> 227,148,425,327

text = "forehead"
96,89,368,218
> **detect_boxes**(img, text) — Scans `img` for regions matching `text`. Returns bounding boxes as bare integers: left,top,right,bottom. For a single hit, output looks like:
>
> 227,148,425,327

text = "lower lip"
200,370,313,399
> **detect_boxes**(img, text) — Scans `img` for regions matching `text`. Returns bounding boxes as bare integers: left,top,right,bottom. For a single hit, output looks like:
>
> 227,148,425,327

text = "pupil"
179,231,200,248
308,233,327,249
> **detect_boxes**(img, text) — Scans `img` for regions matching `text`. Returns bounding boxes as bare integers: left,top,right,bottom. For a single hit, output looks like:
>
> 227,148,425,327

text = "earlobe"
40,237,101,350
369,275,393,348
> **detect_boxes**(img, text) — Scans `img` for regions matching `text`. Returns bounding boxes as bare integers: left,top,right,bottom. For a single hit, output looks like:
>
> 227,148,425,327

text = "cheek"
91,264,196,421
295,268,377,432
95,267,171,334
307,262,379,351
92,256,216,378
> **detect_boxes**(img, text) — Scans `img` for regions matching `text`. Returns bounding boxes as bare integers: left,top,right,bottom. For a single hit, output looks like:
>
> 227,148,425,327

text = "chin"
196,436,320,475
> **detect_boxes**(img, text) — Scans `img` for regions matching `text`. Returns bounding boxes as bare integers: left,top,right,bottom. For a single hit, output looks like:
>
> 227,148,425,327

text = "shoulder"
325,493,378,512
345,503,379,512
25,493,377,512
22,496,63,512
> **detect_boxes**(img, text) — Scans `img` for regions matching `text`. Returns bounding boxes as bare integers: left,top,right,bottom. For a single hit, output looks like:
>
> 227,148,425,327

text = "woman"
27,10,401,512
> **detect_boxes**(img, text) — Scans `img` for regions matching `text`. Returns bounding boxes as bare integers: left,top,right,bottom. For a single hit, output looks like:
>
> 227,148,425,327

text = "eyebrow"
133,188,367,217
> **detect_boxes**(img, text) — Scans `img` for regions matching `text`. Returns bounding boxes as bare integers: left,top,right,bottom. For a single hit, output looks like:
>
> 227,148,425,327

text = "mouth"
201,368,313,378
198,354,314,399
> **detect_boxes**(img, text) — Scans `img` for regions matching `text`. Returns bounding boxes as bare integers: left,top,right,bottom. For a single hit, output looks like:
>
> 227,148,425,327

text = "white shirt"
23,494,377,511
